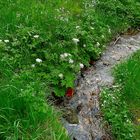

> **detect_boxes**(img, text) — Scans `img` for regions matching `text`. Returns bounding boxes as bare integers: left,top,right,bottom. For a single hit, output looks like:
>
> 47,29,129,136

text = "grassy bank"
0,0,140,139
101,50,140,140
114,50,140,139
0,60,69,139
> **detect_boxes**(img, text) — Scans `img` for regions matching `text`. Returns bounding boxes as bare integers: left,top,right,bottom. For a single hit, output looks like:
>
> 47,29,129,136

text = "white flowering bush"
1,0,140,97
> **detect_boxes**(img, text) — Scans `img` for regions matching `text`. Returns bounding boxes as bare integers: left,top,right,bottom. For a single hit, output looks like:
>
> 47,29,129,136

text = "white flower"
86,80,90,84
31,64,35,68
58,73,63,79
72,38,79,45
0,40,2,42
96,42,100,47
80,63,84,69
69,59,74,64
60,54,65,59
33,35,39,38
60,53,71,59
90,27,94,30
64,53,68,57
101,35,104,38
83,44,86,47
36,58,42,63
103,100,107,104
4,40,9,43
76,26,80,29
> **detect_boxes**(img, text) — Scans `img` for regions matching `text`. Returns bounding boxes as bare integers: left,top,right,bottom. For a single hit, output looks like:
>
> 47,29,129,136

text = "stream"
62,32,140,140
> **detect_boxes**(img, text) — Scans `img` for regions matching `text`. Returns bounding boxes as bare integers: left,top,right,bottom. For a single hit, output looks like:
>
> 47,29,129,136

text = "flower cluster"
79,63,84,69
96,42,100,47
60,53,74,64
33,35,39,38
60,53,71,59
31,64,35,68
0,39,10,43
58,73,63,79
36,58,42,63
83,44,86,47
69,59,74,64
72,38,79,45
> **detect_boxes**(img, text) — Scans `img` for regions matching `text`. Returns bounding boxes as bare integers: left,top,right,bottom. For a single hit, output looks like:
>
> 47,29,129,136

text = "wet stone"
63,108,79,124
76,103,83,113
103,61,110,66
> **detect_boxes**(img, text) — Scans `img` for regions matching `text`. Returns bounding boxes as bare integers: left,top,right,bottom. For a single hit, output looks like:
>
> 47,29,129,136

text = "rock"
76,103,83,113
63,108,79,124
103,61,110,66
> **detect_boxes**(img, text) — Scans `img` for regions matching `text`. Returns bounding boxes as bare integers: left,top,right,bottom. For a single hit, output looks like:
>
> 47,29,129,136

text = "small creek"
62,32,140,140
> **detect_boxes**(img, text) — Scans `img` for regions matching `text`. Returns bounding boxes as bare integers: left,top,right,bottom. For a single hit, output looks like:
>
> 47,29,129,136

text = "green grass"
114,50,140,140
0,0,140,139
114,51,140,107
0,60,69,140
100,50,140,140
0,0,83,37
101,88,134,140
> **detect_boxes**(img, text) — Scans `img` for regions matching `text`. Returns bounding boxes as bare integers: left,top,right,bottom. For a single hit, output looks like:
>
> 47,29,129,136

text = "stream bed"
62,32,140,140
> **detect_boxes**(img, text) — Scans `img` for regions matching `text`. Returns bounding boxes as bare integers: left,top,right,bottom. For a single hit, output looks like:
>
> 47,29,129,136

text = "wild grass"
114,50,140,140
0,0,140,139
0,0,83,37
101,50,140,140
101,88,134,140
0,60,69,140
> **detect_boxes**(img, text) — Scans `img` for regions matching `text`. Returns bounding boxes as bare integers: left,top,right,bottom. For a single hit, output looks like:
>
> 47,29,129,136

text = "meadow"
0,0,140,139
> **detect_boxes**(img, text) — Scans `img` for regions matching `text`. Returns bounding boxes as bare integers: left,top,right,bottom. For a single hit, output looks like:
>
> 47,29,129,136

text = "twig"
113,36,121,45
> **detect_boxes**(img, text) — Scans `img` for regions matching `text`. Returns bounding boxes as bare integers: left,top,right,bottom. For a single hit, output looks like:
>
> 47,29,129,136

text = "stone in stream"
102,61,110,66
63,108,79,124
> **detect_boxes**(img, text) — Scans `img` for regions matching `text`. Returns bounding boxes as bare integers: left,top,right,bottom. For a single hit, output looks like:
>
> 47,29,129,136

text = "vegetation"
101,88,134,140
101,51,140,140
0,60,69,139
114,50,140,139
0,0,140,139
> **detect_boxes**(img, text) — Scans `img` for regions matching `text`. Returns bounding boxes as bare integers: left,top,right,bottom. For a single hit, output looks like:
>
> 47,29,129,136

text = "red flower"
66,87,74,97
